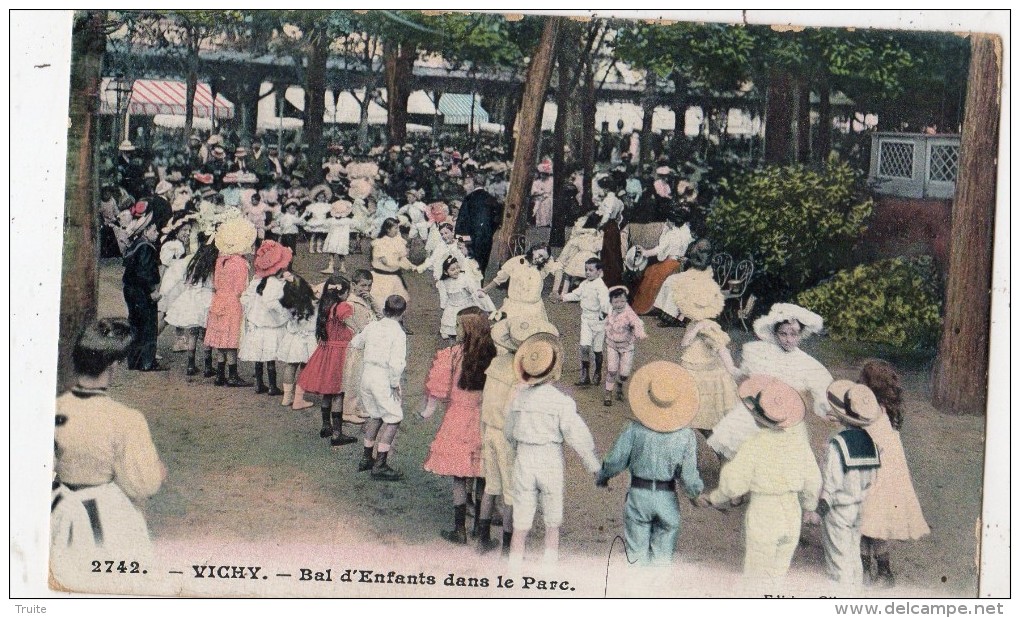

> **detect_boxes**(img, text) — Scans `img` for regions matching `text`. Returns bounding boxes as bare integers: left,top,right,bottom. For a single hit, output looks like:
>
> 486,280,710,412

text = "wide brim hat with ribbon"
331,199,354,218
427,201,449,223
753,303,825,346
655,166,673,175
492,316,559,352
118,140,136,152
673,269,725,321
253,240,293,278
624,245,648,272
738,374,806,429
214,217,257,256
513,332,563,386
236,172,258,185
310,184,333,202
826,380,882,427
628,361,700,432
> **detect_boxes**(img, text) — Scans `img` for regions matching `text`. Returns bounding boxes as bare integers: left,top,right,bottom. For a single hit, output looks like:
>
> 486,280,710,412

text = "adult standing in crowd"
455,171,502,275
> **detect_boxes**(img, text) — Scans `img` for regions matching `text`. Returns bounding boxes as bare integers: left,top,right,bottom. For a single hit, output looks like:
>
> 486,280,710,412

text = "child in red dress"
297,275,358,447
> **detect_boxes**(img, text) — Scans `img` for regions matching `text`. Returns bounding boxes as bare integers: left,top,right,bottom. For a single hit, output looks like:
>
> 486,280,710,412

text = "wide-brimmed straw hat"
753,303,825,346
492,316,559,352
253,240,293,278
628,361,700,433
826,380,882,427
118,140,136,152
513,332,563,385
738,375,806,429
624,245,648,272
213,217,257,256
673,269,725,321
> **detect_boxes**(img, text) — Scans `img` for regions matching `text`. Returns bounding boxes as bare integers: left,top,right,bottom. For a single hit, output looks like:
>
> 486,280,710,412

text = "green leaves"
705,159,873,296
795,256,943,349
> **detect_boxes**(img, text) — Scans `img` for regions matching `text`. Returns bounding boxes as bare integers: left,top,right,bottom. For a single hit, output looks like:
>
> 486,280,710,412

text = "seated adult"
630,204,693,315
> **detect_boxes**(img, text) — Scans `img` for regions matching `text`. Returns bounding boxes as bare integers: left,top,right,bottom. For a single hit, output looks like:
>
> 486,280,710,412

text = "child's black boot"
575,362,591,386
320,405,333,438
254,362,267,394
185,350,198,376
203,350,216,378
371,451,403,481
226,364,252,387
592,352,603,386
265,362,283,396
441,504,468,545
214,361,227,386
357,446,374,472
875,556,895,588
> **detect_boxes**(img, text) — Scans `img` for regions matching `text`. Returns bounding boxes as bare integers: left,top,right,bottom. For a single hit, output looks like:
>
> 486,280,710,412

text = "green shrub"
795,256,943,349
705,157,873,298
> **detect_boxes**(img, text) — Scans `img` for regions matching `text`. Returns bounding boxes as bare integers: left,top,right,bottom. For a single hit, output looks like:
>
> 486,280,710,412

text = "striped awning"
100,78,235,119
438,93,489,125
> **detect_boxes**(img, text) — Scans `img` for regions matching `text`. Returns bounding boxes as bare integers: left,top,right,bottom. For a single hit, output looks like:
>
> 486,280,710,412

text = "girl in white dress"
417,223,460,281
321,200,354,275
238,241,293,396
166,240,218,377
302,199,332,254
276,272,319,410
436,256,493,340
707,303,835,459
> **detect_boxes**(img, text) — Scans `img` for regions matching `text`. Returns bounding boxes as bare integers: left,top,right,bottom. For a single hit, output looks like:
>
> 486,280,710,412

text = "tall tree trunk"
59,10,105,390
639,81,656,163
503,86,522,155
550,20,581,248
580,62,597,214
932,34,1001,415
494,16,561,267
764,67,795,165
304,34,328,184
384,42,414,145
814,77,832,161
183,47,199,146
796,77,811,163
357,89,372,150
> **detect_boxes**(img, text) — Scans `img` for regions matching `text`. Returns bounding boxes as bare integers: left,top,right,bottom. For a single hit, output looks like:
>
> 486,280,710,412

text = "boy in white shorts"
351,295,408,481
561,257,610,387
505,333,601,567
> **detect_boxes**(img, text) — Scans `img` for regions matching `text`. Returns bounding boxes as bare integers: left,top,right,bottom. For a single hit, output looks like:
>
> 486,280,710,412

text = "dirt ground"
93,239,986,599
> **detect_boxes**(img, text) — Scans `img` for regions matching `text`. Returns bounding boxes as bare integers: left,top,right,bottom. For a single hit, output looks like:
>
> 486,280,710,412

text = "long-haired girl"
165,238,218,376
420,307,498,544
297,275,359,447
277,273,318,409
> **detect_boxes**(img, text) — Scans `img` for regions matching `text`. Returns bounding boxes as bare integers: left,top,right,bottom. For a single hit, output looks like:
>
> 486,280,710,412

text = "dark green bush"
705,157,873,298
795,256,943,349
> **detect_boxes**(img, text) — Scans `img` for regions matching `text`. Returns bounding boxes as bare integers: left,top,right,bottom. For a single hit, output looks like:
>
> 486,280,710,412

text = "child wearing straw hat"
504,333,601,567
699,375,822,581
204,217,257,386
476,317,560,554
673,267,739,433
811,380,881,589
595,361,706,566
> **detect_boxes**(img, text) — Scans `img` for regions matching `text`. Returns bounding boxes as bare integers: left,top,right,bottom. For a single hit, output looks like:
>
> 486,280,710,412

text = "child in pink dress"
858,359,930,588
420,307,498,544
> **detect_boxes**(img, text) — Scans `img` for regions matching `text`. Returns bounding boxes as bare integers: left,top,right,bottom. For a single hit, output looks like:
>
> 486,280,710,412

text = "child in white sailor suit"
560,257,611,387
810,380,881,590
505,333,601,567
51,319,166,581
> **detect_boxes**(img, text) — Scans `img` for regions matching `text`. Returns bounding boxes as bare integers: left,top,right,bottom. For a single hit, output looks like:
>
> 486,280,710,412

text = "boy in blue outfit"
596,361,705,565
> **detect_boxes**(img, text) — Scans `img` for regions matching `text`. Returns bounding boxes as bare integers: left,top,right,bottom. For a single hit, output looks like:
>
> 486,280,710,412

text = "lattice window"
878,141,914,178
928,144,959,182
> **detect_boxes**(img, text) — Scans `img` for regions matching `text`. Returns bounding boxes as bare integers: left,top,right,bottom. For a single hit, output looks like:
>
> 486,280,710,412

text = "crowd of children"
77,131,935,594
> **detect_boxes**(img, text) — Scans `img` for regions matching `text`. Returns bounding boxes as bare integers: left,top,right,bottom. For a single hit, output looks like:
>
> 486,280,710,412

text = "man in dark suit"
455,172,502,274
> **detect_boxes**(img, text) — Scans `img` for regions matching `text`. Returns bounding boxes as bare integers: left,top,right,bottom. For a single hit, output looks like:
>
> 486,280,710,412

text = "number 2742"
91,560,141,573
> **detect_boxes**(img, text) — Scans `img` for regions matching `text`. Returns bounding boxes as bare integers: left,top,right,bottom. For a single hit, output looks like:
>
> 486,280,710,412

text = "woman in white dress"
707,303,835,460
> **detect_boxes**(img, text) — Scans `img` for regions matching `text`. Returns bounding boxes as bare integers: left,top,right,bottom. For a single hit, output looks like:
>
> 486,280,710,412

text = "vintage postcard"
9,9,1010,606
